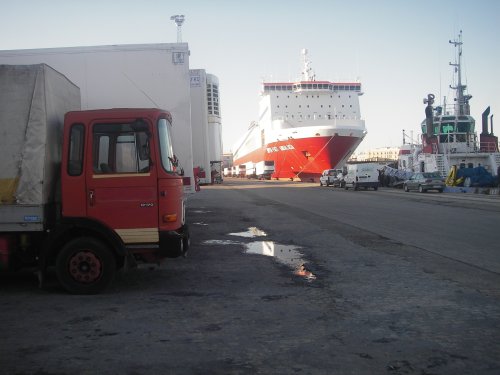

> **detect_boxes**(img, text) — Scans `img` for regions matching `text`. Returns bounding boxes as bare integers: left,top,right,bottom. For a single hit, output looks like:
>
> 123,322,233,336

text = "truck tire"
56,237,117,294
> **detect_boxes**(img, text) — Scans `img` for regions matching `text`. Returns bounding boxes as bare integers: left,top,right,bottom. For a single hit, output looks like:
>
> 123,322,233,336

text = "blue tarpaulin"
456,166,496,187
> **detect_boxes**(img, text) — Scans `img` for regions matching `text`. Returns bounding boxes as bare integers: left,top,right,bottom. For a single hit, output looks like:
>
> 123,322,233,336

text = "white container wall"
0,43,195,192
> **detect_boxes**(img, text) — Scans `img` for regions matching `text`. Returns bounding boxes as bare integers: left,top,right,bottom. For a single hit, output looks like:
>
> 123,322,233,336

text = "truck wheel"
56,237,116,294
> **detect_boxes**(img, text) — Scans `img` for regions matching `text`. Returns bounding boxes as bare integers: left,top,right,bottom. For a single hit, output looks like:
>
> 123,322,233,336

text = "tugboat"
398,31,500,187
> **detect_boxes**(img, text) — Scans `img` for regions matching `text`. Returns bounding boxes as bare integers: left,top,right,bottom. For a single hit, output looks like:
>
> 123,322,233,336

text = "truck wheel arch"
40,218,125,272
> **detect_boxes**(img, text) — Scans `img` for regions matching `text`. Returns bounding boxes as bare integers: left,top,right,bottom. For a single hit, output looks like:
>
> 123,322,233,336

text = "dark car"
403,172,445,193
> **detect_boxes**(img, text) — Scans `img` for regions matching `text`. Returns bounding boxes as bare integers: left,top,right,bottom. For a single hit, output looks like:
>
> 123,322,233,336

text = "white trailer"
244,162,255,179
255,161,275,180
0,64,81,231
0,43,195,192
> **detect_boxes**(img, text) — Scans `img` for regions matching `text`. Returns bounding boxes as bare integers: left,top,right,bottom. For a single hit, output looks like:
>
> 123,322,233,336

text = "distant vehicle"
255,160,274,180
344,163,379,191
404,172,445,193
332,170,345,187
319,169,342,187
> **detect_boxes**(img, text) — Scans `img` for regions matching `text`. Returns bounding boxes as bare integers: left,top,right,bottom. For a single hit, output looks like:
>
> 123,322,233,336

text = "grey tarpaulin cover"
0,64,80,205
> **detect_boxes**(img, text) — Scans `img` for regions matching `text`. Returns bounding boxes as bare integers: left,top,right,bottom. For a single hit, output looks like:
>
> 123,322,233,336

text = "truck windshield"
158,118,175,173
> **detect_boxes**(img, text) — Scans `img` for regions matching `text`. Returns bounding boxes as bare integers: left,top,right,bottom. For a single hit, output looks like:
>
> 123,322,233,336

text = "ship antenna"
170,15,185,43
449,30,472,115
301,49,316,81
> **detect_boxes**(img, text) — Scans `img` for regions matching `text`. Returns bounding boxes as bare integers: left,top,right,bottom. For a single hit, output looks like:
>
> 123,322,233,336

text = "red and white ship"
232,49,366,180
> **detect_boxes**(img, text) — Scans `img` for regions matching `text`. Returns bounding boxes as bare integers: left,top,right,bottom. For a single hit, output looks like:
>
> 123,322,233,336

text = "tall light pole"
170,15,185,43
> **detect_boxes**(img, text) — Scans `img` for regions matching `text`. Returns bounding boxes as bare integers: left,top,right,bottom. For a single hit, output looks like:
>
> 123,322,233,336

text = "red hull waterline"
233,135,361,180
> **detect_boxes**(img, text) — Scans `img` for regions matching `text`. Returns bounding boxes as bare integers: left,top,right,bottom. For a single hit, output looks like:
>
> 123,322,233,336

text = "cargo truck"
255,161,274,180
0,64,189,294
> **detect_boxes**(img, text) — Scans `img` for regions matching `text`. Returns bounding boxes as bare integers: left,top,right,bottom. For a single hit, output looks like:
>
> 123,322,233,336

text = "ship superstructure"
232,49,367,180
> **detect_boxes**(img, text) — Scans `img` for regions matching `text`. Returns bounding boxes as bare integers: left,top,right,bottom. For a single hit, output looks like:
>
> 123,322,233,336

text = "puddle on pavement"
191,210,212,214
229,227,267,238
245,241,316,281
202,239,242,245
203,227,316,281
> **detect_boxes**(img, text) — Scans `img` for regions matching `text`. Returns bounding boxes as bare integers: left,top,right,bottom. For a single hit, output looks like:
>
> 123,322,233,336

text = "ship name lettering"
267,144,295,153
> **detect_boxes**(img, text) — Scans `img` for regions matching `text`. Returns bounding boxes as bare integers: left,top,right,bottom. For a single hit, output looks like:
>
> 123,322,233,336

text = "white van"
344,163,380,191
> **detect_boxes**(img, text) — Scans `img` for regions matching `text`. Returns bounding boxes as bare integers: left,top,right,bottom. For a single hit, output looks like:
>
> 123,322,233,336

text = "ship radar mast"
301,49,316,81
170,15,185,43
449,30,472,115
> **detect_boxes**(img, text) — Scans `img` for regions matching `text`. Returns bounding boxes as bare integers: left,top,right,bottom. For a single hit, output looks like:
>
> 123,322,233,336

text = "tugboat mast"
449,30,472,115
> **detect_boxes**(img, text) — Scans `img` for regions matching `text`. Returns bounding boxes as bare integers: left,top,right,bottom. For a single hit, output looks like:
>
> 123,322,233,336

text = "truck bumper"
159,224,190,258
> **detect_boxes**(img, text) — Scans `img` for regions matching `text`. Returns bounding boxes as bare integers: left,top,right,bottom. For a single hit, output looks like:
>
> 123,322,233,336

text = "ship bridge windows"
264,85,293,92
440,122,455,133
457,122,472,132
285,83,361,92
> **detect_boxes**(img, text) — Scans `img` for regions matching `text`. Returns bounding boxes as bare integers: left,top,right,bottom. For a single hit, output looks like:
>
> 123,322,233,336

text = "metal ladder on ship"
435,154,448,177
492,153,500,174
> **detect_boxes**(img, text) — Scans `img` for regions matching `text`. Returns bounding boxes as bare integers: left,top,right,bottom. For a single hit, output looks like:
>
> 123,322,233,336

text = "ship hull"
233,134,363,180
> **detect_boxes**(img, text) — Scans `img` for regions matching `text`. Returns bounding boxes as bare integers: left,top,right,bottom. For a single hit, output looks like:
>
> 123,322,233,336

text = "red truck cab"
52,108,188,293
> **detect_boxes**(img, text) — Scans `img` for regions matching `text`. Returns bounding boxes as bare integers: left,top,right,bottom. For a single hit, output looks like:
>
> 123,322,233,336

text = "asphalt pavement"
1,179,499,375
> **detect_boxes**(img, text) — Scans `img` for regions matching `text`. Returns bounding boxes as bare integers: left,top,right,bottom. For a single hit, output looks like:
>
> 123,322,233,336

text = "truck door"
86,120,159,245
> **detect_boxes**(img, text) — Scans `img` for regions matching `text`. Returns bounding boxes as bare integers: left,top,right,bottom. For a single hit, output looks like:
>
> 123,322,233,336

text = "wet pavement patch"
245,241,316,281
203,239,242,245
229,227,267,238
202,227,316,281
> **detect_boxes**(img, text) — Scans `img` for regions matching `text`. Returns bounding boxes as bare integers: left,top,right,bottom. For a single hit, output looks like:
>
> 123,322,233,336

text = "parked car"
403,172,445,193
319,169,343,187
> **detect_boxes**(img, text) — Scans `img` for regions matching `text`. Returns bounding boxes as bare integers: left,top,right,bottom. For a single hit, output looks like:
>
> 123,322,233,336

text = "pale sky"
1,0,499,153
